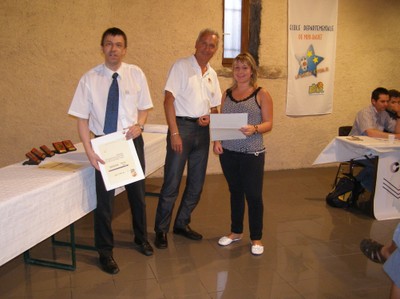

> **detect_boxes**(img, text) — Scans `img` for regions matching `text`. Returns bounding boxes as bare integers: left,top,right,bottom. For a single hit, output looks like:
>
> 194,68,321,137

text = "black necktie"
103,72,119,134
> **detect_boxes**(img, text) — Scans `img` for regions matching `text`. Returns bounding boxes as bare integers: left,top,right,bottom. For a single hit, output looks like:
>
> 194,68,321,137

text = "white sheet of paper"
91,131,145,191
210,113,248,141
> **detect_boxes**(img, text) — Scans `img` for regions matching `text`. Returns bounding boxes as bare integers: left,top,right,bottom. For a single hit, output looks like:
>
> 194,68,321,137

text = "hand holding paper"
91,131,145,191
210,113,248,141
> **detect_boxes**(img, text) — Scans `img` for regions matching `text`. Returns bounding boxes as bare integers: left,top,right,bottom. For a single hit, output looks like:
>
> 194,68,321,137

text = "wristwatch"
135,124,144,132
253,125,259,134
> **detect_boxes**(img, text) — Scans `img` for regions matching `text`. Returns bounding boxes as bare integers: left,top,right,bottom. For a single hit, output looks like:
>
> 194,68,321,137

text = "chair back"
338,126,352,136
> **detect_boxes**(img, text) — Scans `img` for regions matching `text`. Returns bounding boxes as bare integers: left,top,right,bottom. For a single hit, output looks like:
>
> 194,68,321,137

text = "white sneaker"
218,236,241,246
251,244,264,255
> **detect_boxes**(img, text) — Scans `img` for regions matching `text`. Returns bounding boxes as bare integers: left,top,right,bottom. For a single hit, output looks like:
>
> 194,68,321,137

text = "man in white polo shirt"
154,29,221,249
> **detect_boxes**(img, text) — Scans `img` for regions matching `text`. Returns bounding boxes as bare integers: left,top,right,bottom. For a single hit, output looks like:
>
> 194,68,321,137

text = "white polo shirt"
68,62,153,136
164,55,221,118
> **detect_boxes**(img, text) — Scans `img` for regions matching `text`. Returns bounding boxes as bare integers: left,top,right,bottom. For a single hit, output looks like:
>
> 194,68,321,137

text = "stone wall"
1,0,399,176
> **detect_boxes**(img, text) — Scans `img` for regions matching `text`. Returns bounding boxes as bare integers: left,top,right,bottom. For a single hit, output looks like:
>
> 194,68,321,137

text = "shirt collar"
103,63,123,79
189,55,210,75
369,104,379,115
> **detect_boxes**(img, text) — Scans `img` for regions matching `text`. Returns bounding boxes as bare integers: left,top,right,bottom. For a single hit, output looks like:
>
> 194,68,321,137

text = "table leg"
23,224,77,271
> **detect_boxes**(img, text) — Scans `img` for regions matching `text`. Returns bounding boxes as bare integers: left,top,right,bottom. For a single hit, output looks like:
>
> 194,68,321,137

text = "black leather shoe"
173,225,203,240
135,240,154,256
99,255,120,274
154,232,168,249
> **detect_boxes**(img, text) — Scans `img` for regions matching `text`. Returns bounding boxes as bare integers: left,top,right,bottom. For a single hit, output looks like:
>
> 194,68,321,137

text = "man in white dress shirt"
68,27,154,274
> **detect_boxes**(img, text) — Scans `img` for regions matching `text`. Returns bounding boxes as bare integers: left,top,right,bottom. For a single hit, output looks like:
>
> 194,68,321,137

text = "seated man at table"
349,87,400,192
349,87,400,138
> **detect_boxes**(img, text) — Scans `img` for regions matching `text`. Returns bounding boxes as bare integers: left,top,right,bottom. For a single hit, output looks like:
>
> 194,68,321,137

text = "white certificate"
210,113,248,141
91,131,145,191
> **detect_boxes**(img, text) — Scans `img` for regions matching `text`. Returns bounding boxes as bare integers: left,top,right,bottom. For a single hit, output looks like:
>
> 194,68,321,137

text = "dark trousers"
219,149,265,241
154,118,210,232
94,135,147,257
355,158,376,193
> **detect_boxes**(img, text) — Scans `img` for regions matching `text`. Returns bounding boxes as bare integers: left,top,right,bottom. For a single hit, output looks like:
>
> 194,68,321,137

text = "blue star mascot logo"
296,44,324,77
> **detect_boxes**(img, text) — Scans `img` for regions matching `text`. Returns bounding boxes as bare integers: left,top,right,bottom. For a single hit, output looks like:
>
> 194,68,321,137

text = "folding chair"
332,126,358,187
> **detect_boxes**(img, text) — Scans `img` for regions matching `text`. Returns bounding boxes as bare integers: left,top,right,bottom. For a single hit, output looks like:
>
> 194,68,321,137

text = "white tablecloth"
314,136,400,165
0,129,167,266
314,136,400,220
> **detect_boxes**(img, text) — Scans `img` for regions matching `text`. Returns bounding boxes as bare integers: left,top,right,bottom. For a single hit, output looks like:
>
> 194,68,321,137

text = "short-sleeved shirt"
164,55,221,117
68,62,153,136
349,105,396,136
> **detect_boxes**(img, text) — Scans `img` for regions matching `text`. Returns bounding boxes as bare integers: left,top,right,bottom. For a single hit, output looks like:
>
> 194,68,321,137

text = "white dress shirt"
69,63,153,136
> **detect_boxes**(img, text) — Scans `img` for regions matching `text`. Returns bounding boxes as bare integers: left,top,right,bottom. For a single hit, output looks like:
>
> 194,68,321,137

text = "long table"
314,136,400,220
0,128,167,267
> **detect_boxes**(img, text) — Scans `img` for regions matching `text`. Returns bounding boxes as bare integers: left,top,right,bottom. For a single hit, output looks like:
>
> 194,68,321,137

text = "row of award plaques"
24,140,77,165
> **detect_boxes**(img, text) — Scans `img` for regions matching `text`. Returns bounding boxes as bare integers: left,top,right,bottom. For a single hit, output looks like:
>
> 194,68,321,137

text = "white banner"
286,0,338,116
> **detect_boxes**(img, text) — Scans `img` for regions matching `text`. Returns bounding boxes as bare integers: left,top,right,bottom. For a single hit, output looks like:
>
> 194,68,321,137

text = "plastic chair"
331,126,378,216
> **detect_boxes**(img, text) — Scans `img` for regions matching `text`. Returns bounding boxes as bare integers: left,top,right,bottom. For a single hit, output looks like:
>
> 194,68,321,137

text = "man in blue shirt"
350,87,400,138
349,87,400,193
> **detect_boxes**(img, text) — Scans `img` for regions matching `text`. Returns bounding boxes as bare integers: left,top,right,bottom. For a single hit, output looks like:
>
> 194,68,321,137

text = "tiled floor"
0,167,397,298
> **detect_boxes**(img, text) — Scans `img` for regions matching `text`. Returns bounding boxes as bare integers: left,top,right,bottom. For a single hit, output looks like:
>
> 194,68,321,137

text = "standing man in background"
69,27,154,274
154,29,222,249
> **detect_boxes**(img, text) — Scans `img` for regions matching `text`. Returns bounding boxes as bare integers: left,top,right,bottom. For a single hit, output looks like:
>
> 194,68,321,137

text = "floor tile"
0,167,395,298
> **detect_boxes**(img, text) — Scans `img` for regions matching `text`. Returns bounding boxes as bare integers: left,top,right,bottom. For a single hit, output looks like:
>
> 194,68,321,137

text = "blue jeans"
219,149,265,240
384,223,400,287
155,118,210,232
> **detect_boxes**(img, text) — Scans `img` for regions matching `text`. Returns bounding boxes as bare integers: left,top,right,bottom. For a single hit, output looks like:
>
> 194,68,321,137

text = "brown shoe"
360,239,386,264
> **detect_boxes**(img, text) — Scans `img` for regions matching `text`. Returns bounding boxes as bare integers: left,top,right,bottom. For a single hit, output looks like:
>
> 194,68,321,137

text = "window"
223,0,249,66
222,0,261,67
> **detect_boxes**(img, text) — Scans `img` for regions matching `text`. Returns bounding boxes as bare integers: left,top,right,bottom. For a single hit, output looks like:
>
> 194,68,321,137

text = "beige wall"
1,0,399,176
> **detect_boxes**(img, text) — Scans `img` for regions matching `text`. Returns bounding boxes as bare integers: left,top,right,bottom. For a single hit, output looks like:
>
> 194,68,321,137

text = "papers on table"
91,131,145,191
210,113,248,141
39,162,84,172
